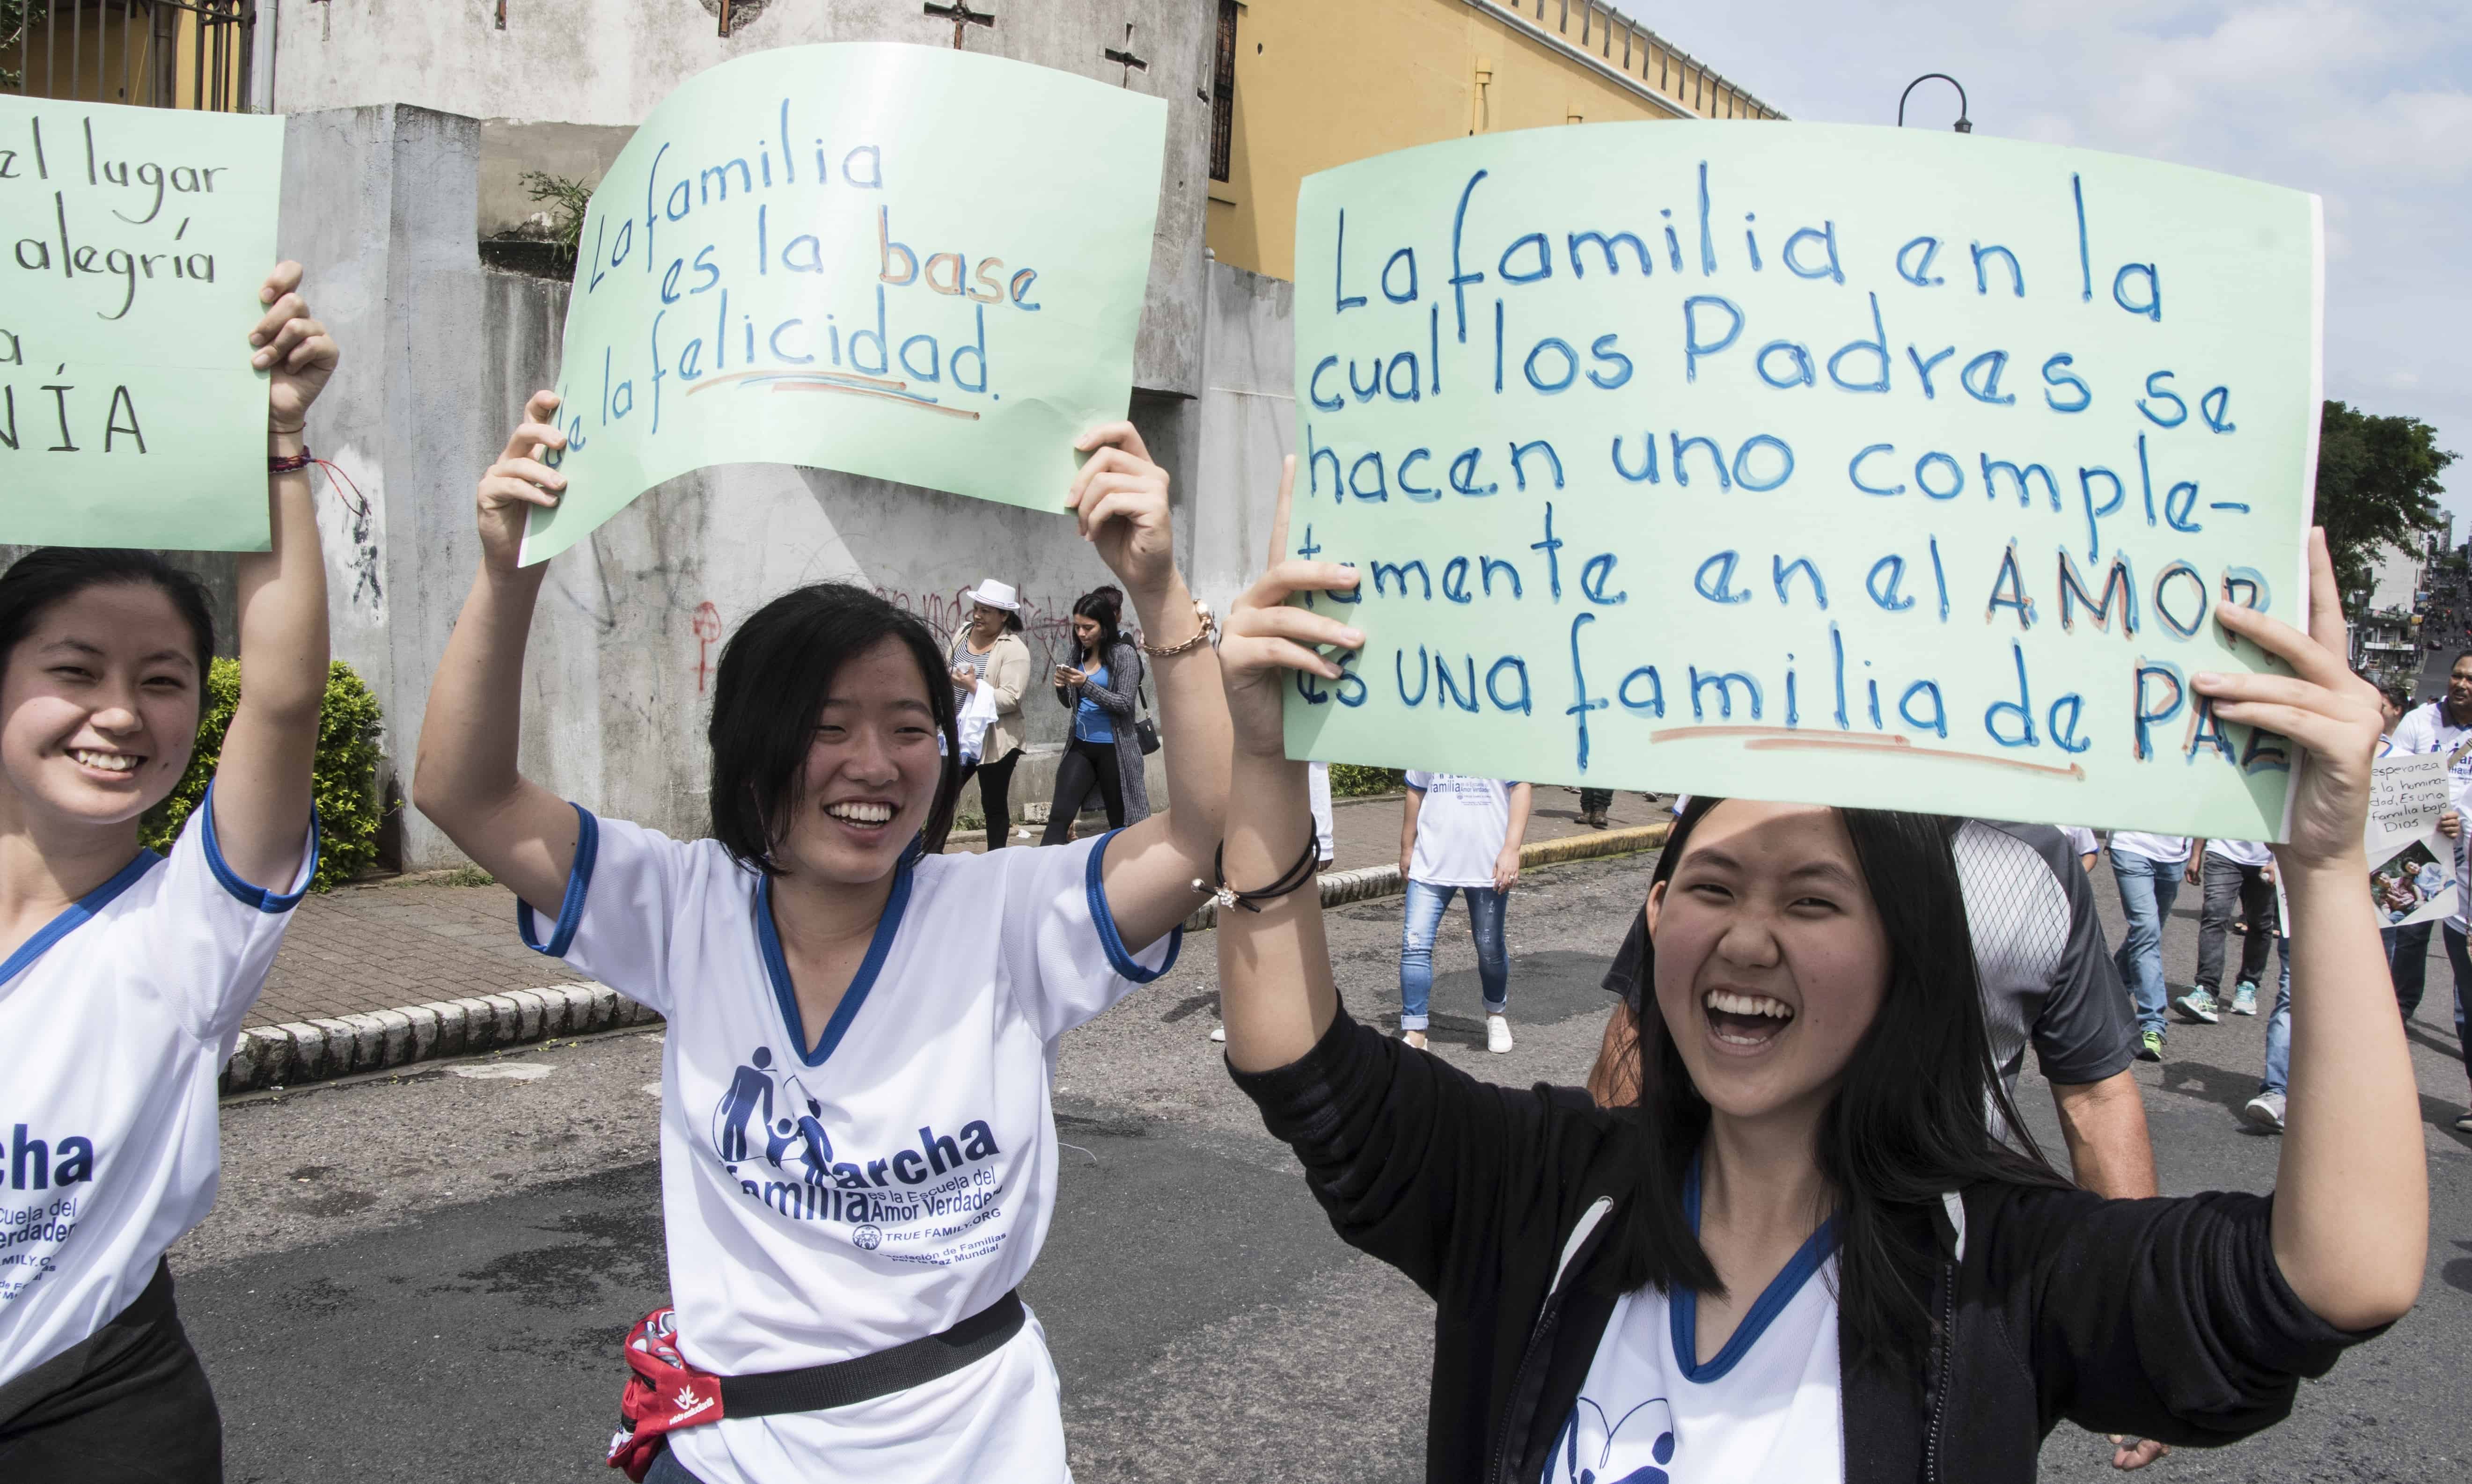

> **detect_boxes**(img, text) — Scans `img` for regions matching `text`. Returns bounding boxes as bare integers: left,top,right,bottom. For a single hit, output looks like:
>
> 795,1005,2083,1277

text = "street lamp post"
1898,73,1972,133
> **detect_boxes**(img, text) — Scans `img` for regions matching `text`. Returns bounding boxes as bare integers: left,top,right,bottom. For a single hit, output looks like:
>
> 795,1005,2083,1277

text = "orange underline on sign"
1649,725,2086,780
686,367,910,395
767,380,983,420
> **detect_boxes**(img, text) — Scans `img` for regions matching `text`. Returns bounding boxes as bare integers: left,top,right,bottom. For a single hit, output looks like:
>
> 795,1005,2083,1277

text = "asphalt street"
175,849,2472,1483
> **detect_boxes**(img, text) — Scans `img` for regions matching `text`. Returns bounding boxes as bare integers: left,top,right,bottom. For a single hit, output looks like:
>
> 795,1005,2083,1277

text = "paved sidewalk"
242,786,1676,1030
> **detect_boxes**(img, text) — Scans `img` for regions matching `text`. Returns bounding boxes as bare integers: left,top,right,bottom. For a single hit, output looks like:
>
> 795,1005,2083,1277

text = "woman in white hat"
931,580,1033,852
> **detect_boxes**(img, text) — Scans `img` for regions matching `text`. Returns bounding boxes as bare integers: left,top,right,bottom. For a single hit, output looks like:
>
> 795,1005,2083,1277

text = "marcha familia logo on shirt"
1545,1396,1680,1484
710,1046,1002,1226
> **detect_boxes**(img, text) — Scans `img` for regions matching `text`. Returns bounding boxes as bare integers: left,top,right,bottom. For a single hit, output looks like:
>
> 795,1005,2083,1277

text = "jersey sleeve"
163,781,320,1040
2028,828,2138,1086
1002,831,1181,1042
514,807,712,1016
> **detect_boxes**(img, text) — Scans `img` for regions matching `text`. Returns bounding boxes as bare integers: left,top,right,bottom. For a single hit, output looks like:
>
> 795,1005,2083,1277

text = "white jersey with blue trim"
1548,1164,1842,1484
0,793,316,1384
519,812,1178,1484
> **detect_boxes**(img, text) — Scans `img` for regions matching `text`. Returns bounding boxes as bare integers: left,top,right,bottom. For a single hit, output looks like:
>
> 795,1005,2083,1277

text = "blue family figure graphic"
712,1046,779,1164
1546,1397,1680,1484
771,1071,836,1185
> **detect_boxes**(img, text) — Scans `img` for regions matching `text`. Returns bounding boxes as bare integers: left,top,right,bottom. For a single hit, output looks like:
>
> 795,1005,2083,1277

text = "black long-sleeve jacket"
1230,1010,2372,1484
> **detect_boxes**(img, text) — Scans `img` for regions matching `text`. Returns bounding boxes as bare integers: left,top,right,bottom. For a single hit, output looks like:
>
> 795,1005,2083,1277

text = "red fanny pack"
605,1291,1026,1479
606,1308,722,1482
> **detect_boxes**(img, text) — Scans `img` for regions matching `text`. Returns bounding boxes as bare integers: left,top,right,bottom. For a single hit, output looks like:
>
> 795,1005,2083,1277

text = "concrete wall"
269,0,1212,397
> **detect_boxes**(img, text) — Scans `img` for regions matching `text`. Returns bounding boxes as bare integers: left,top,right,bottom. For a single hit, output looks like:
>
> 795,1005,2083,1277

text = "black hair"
1599,796,2070,1372
2452,649,2472,672
2383,684,2412,712
706,583,960,875
0,547,217,694
1071,587,1122,665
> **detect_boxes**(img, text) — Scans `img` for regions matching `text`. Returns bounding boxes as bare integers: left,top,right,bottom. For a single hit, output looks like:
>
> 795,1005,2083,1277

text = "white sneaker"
1209,1024,1225,1043
2242,1090,2286,1133
1402,1029,1429,1051
1486,1014,1514,1053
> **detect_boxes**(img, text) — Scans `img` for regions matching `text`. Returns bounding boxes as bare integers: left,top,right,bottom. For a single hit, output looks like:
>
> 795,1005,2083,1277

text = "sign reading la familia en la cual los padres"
1283,123,2320,841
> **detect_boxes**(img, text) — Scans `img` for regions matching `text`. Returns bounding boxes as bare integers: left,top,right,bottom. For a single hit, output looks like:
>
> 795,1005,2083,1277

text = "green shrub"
139,659,386,892
1326,763,1405,798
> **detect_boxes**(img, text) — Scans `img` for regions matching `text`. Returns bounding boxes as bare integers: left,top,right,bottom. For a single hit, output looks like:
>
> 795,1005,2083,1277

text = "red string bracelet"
268,447,313,474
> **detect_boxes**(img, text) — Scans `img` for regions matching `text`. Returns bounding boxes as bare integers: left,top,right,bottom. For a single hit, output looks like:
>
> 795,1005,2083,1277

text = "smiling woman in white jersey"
412,393,1231,1484
1209,482,2422,1483
0,267,337,1482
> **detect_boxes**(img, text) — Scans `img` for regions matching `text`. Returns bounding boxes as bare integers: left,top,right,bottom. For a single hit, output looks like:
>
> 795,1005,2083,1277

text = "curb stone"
1179,820,1667,932
220,981,660,1095
220,825,1666,1095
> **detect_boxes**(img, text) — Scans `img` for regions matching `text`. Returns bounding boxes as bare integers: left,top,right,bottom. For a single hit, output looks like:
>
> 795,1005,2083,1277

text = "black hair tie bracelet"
1197,823,1321,913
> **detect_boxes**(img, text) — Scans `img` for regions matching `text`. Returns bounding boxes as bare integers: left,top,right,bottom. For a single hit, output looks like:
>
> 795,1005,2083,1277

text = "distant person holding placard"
416,404,1230,1484
0,267,338,1481
1396,772,1533,1054
1215,484,2421,1483
2382,655,2472,1132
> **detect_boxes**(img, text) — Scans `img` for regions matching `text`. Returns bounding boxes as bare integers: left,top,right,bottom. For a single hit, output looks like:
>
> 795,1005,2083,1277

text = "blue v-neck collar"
756,862,916,1067
1670,1155,1841,1383
0,849,162,990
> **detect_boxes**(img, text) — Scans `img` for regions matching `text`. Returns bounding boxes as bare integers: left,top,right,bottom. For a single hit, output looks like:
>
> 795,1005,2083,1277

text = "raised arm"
1219,458,1365,1070
2193,528,2425,1331
210,263,338,888
409,390,583,919
1064,422,1225,949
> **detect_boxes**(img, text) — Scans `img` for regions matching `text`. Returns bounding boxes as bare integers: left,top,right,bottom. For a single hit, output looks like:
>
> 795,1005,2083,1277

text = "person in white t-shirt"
415,398,1249,1484
2176,839,2281,1023
0,268,336,1482
2107,832,2193,1061
2062,826,2099,872
1397,772,1533,1053
2384,659,2472,1135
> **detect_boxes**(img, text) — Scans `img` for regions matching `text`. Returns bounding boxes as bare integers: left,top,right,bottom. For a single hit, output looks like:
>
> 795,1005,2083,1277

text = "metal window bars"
1,0,254,112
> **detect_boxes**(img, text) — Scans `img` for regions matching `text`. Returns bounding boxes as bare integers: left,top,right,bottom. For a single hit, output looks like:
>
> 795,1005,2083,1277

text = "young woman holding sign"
1212,480,2421,1483
0,266,337,1482
413,395,1228,1484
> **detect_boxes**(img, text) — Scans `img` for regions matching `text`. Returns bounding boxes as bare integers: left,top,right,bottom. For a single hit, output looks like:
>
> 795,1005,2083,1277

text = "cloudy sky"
1658,0,2466,527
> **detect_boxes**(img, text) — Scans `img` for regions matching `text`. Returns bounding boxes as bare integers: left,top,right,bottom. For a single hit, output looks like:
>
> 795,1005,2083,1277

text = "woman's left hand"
2192,528,2383,872
252,262,339,435
1070,422,1174,597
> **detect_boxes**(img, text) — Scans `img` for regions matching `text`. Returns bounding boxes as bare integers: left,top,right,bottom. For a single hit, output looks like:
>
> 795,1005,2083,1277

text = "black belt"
718,1289,1025,1417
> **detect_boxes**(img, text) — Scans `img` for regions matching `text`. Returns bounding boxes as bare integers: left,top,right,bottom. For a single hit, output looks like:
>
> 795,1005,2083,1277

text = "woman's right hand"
1219,455,1364,760
477,390,569,573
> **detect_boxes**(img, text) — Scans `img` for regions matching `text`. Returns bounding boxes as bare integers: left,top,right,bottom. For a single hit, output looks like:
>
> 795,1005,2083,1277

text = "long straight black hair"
1598,795,2071,1371
1071,587,1122,665
706,583,961,875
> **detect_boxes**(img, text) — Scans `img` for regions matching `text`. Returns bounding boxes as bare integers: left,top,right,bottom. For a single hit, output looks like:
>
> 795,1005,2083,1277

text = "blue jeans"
2259,938,2294,1095
1400,879,1508,1031
646,1447,708,1484
2111,849,2183,1037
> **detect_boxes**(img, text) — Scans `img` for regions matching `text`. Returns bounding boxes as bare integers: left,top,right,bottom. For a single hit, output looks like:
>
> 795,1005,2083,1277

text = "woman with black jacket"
1209,482,2422,1484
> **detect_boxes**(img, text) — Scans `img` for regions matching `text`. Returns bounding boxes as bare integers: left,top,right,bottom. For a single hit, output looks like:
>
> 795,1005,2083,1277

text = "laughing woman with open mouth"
1211,462,2423,1484
412,398,1229,1484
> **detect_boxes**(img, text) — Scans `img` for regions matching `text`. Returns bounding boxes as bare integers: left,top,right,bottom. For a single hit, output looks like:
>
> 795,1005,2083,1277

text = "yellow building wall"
1211,0,1776,282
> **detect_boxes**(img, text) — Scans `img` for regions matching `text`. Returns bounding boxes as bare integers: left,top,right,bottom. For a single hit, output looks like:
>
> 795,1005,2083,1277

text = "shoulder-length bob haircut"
706,583,961,875
0,547,217,691
1599,795,2071,1370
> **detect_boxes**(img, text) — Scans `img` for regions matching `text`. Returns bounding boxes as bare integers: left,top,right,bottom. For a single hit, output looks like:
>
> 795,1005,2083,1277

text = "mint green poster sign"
0,96,283,550
524,43,1168,565
1287,124,2321,841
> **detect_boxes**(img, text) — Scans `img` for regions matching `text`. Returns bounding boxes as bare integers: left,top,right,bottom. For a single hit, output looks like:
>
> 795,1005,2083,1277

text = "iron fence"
1,0,254,112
